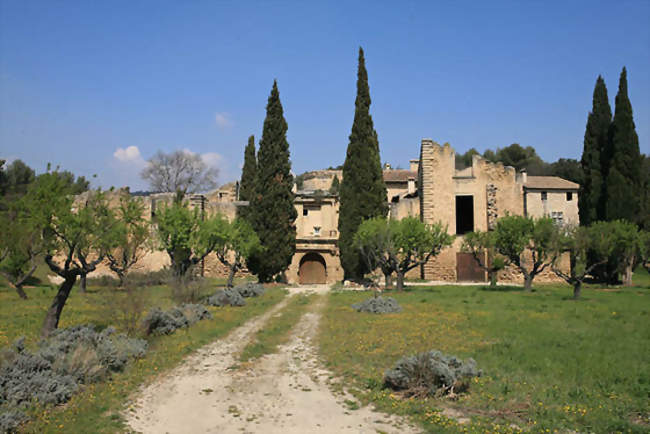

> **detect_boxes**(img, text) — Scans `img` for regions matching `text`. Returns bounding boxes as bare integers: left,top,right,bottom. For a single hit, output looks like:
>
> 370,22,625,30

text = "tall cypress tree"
247,81,297,282
604,67,641,222
239,135,257,202
579,76,611,225
338,47,388,279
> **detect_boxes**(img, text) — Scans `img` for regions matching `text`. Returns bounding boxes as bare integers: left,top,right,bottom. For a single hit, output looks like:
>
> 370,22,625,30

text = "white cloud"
214,112,233,129
113,146,145,165
201,152,222,169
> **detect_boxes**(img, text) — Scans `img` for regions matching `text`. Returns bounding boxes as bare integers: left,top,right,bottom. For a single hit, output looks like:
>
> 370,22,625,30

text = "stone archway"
299,252,327,284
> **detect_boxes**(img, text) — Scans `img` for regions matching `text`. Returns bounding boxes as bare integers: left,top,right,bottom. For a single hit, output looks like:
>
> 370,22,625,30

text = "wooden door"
299,253,326,284
456,252,486,282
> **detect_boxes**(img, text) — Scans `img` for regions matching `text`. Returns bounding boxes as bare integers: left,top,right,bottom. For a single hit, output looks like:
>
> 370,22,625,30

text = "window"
303,208,308,216
541,191,548,201
313,226,321,236
455,195,474,235
566,192,573,201
551,211,564,225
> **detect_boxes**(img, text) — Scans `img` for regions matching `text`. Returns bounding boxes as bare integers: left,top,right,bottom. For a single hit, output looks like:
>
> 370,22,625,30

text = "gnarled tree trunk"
573,281,582,300
41,275,77,337
523,274,533,292
395,271,405,291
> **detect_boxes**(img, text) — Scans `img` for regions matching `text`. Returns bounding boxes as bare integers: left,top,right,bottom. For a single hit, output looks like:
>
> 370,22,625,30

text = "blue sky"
1,1,649,190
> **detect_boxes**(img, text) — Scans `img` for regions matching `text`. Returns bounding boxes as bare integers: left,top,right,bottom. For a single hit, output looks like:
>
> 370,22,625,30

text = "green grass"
239,293,315,362
319,277,650,433
0,279,286,433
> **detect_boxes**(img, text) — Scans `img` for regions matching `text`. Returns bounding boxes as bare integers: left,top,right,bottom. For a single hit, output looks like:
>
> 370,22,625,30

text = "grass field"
319,269,650,433
0,274,286,433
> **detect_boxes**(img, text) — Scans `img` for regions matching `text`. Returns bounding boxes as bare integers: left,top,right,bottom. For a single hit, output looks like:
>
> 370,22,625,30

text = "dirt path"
125,285,419,433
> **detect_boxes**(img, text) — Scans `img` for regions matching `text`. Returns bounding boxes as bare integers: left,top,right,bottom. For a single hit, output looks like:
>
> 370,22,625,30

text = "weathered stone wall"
286,247,344,284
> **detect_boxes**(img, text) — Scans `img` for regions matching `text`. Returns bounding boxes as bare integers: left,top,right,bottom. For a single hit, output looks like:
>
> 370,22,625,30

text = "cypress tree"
604,67,641,222
579,76,611,225
338,47,388,279
239,135,256,201
247,81,297,282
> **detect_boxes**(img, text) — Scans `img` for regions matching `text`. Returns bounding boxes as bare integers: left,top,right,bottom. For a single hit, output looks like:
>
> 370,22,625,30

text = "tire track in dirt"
125,285,419,433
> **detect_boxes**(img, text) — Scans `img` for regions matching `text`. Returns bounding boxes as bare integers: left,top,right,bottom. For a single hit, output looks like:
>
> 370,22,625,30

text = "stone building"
83,138,578,285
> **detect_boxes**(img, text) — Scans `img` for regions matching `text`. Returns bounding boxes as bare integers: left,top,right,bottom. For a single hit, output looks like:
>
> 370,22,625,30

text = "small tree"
329,175,340,195
105,193,150,286
355,217,453,291
494,215,556,291
594,220,639,286
550,225,614,299
24,172,116,337
461,230,507,288
0,204,45,299
155,201,223,280
213,217,261,288
141,150,218,197
392,218,454,291
355,217,399,288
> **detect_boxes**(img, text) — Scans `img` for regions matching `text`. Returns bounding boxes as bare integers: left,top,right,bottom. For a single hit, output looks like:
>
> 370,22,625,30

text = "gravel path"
124,285,418,433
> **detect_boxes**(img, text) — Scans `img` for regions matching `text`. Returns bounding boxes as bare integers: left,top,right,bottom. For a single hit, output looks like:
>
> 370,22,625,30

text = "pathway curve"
124,284,419,433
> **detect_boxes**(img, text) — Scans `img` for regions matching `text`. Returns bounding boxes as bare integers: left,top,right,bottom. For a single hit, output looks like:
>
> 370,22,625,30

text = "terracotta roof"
383,169,417,183
524,176,579,190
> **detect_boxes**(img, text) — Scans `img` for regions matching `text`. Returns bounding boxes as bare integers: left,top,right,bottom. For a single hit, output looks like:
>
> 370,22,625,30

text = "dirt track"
124,285,418,433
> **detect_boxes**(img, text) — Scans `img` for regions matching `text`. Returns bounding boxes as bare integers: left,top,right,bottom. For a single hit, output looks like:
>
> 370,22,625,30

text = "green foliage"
155,202,224,278
329,175,340,195
355,217,453,290
579,76,611,225
339,48,388,279
247,81,297,282
605,67,642,223
238,135,256,205
639,230,650,273
461,231,507,287
590,220,640,286
455,148,480,169
213,217,261,287
105,194,150,285
550,225,615,298
482,143,548,175
494,215,556,290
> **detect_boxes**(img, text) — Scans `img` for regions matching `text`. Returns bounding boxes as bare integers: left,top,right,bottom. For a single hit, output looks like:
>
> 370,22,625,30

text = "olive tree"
550,225,614,299
105,193,150,286
355,217,454,291
493,215,557,291
0,204,45,299
594,220,639,286
212,217,261,288
461,230,507,288
155,201,223,279
355,217,399,288
23,172,116,337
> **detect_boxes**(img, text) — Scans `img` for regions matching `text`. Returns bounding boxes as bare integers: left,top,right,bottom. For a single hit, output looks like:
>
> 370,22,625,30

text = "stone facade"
84,138,578,286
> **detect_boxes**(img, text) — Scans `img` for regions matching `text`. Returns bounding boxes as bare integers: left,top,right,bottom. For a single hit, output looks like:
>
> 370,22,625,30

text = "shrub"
95,287,151,336
384,350,481,398
234,282,265,298
142,303,212,335
351,296,402,314
0,326,147,431
206,288,246,307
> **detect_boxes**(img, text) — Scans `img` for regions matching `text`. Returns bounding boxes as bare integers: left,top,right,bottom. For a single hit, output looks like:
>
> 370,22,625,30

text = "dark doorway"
456,252,486,282
299,252,327,284
456,195,474,234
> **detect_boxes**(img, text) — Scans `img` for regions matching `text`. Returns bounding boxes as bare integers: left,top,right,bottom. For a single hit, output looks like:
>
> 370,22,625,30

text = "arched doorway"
299,252,327,284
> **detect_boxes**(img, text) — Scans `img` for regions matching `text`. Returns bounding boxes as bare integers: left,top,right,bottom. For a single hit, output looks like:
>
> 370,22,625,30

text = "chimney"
384,163,392,170
520,168,527,184
409,159,419,173
407,176,416,194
